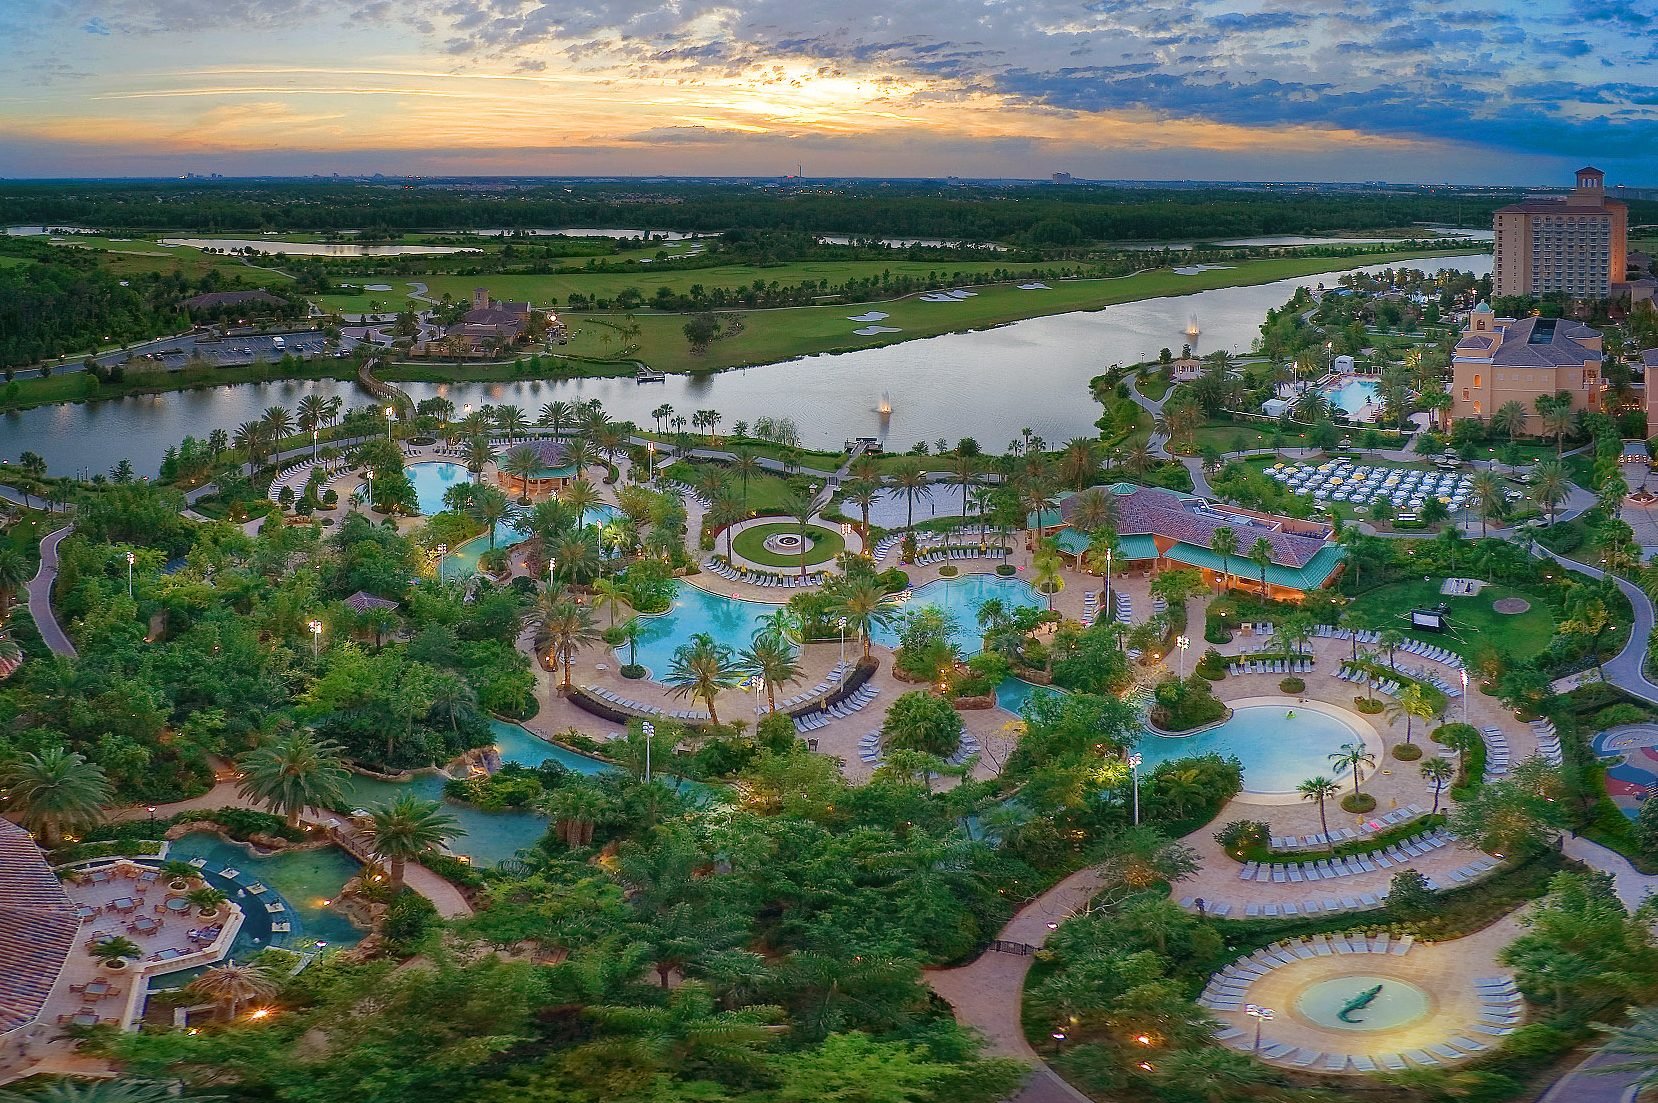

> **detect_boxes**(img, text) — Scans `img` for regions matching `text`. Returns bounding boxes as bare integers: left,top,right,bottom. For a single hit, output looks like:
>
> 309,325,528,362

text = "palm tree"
1209,526,1238,592
834,579,899,656
778,488,816,580
841,477,881,537
234,731,350,829
664,632,739,725
618,617,645,672
1377,628,1404,671
730,448,762,515
1421,757,1455,814
585,982,783,1073
0,549,28,614
563,478,604,526
551,532,601,585
260,404,293,441
501,446,542,502
590,577,629,628
1492,399,1530,441
1470,469,1506,537
649,403,674,434
186,962,278,1022
92,936,140,969
885,459,932,530
428,670,477,733
538,400,573,436
232,420,270,474
494,404,529,438
364,795,461,891
469,485,512,549
1297,776,1341,852
538,783,614,848
1387,683,1435,747
1329,741,1377,803
540,600,599,692
737,634,803,713
1247,536,1274,597
708,492,745,560
1533,460,1570,526
1536,393,1577,454
1057,437,1100,489
462,434,495,483
0,747,111,846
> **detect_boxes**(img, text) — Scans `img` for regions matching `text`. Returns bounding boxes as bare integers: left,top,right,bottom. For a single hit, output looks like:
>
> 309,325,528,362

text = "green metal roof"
1054,530,1159,560
1165,542,1345,590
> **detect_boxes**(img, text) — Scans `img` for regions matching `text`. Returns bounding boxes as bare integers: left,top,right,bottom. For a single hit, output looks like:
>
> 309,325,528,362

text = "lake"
0,254,1490,478
158,238,481,257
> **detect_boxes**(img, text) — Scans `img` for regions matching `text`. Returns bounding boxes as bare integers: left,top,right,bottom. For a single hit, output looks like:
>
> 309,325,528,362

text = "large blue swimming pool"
871,575,1046,656
1133,702,1367,794
406,461,472,516
1321,376,1382,422
624,581,787,675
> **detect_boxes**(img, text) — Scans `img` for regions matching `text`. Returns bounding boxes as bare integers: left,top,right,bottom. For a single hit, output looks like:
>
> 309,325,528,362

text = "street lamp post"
1129,753,1142,826
838,616,848,672
312,428,318,463
385,406,394,442
147,805,156,827
1104,547,1112,620
1245,1004,1275,1053
641,720,655,783
1176,635,1190,678
125,551,135,599
1461,668,1469,724
308,619,322,659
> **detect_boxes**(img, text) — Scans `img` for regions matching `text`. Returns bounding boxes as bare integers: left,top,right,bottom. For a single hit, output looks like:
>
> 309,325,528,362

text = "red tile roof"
0,819,78,1035
1059,484,1331,569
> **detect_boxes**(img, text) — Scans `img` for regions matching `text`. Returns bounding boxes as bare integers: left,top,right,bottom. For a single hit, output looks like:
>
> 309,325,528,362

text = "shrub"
1354,697,1385,714
756,711,800,754
881,691,963,757
995,564,1016,577
381,890,439,952
620,663,646,680
1592,703,1652,731
937,564,959,577
1341,792,1377,814
1195,648,1228,681
1214,820,1269,855
1149,675,1227,733
1393,743,1423,761
1279,676,1305,694
1387,868,1437,919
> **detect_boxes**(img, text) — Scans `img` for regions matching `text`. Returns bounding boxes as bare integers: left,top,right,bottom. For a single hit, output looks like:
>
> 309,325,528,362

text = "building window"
1473,374,1481,388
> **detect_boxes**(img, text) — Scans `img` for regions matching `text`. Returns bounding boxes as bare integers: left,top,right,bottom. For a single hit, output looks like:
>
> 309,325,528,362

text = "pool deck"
1170,630,1542,916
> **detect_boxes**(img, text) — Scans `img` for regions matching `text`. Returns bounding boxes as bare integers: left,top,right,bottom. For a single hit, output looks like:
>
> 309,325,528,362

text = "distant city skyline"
3,0,1655,183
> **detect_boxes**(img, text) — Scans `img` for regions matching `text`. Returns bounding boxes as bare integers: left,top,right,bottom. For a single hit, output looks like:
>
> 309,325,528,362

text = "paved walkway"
28,524,76,657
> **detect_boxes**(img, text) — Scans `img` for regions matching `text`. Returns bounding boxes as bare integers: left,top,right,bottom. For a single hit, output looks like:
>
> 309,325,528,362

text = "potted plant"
95,936,141,972
188,887,229,919
162,860,199,892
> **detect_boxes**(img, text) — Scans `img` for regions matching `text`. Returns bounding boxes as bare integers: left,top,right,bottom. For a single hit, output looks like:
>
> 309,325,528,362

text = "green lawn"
1344,579,1556,661
730,522,845,567
1135,372,1171,401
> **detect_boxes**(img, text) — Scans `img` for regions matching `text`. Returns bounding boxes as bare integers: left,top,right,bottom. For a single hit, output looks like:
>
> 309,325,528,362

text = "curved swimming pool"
870,574,1045,656
1134,701,1373,795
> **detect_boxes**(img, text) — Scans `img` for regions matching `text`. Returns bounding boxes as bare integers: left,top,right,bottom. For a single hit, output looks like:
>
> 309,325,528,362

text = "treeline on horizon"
0,180,1605,243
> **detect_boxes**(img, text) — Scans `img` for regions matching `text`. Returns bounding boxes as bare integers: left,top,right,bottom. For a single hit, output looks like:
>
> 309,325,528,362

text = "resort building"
1492,167,1628,300
492,438,577,499
1449,303,1604,428
0,819,80,1064
441,288,558,352
1036,483,1345,600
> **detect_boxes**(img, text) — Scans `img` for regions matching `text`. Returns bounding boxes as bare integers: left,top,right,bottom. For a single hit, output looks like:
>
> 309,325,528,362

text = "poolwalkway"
27,524,77,658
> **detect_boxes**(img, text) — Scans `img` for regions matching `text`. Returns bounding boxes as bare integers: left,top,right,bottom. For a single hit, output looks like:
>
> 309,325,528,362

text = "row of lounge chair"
584,685,709,722
794,684,881,733
858,729,982,767
756,664,848,714
1227,657,1314,675
704,559,830,588
1336,663,1408,697
1240,828,1453,883
1531,718,1564,765
267,456,354,504
910,546,1004,566
1270,803,1428,851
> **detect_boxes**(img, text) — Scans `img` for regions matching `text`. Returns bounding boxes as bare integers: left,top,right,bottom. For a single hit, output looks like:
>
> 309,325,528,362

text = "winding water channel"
1,254,1489,477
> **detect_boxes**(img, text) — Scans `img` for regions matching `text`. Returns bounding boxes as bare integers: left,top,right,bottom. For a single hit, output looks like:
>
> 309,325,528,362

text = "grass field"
1345,579,1556,661
731,522,845,566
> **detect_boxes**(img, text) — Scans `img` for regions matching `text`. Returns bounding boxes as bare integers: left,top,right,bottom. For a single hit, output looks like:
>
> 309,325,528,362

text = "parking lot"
113,330,339,371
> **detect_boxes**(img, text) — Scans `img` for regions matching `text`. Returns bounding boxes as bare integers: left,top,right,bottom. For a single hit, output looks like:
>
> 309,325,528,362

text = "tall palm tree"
428,670,477,733
1058,437,1100,489
885,459,932,530
539,400,574,437
834,579,899,656
364,795,462,891
540,600,599,692
1209,526,1238,592
494,404,529,438
232,420,270,475
501,446,542,503
234,731,350,829
186,962,278,1021
0,548,29,614
538,783,614,848
841,477,881,538
778,488,816,580
562,478,604,526
1491,399,1529,441
664,632,739,725
462,434,495,483
1329,742,1377,803
260,404,293,441
708,492,745,560
1297,776,1340,852
591,577,629,628
729,448,762,515
737,634,803,713
1469,470,1506,537
585,982,783,1073
1386,683,1435,747
1421,757,1454,814
1247,536,1274,597
1377,628,1404,671
551,532,602,585
469,484,512,549
0,746,112,847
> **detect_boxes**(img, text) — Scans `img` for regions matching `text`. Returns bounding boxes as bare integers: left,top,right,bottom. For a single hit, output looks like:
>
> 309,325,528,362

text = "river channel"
0,254,1489,478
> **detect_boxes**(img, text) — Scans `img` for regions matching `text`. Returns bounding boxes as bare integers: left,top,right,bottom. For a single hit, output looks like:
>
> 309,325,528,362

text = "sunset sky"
3,0,1654,182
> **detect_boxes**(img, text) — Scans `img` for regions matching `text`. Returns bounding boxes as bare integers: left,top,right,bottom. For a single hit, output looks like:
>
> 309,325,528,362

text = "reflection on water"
0,255,1489,478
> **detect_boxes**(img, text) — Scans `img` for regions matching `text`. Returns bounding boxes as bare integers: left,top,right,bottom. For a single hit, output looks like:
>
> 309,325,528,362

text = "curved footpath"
27,524,77,658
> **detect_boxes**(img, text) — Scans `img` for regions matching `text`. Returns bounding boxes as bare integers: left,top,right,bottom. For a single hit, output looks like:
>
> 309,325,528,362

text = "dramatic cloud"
2,0,1653,180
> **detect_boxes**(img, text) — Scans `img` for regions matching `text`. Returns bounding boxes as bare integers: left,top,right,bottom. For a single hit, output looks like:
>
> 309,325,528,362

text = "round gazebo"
494,439,577,500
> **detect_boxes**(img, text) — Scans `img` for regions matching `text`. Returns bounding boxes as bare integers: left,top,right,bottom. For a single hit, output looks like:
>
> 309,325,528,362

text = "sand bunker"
853,325,902,336
848,311,890,322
